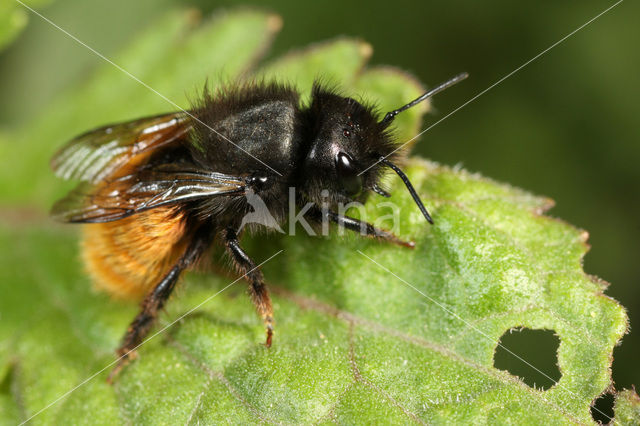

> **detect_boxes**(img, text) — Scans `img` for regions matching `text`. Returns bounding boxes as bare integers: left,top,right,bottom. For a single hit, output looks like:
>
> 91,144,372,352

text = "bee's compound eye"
335,152,363,197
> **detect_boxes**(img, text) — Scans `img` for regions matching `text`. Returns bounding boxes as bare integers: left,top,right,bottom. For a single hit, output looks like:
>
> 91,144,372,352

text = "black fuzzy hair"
297,81,406,204
189,80,300,152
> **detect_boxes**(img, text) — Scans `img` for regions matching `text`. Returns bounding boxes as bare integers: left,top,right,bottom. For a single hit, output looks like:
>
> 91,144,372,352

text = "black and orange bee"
51,73,467,380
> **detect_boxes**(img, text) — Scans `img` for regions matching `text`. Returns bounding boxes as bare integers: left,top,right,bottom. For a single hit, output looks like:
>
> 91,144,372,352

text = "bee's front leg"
309,206,415,248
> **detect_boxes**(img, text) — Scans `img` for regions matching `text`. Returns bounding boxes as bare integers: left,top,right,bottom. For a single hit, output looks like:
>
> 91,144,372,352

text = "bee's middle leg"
223,227,274,347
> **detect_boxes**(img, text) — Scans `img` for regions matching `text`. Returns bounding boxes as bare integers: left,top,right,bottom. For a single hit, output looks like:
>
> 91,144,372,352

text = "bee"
51,73,467,381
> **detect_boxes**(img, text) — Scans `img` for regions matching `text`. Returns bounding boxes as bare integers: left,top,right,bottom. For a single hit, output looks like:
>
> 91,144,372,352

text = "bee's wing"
52,165,246,223
51,113,191,183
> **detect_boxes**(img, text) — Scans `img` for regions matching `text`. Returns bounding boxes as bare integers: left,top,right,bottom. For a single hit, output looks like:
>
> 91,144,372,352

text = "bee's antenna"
380,72,469,126
380,157,434,224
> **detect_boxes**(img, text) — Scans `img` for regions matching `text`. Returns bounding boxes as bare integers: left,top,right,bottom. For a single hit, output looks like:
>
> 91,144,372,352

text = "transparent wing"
51,165,246,223
51,113,191,183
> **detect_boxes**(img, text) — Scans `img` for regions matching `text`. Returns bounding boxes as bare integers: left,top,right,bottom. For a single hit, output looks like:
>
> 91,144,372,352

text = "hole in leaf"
493,327,561,390
591,391,615,424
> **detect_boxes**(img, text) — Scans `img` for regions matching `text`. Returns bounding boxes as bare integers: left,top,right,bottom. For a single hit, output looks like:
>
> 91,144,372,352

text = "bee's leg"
223,227,274,347
107,228,212,383
310,206,415,248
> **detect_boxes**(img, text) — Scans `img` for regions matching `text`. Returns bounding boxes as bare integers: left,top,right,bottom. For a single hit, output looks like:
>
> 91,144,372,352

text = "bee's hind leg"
107,226,213,384
223,227,274,347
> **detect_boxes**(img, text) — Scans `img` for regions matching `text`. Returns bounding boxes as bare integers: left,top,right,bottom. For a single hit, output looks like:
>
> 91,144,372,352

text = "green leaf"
0,0,53,53
0,8,636,425
613,390,640,425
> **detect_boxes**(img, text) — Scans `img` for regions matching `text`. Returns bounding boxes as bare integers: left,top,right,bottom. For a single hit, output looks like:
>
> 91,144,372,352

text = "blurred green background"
1,0,637,409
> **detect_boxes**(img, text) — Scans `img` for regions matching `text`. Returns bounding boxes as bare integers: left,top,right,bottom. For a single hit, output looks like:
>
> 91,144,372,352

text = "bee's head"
299,73,468,224
300,84,395,204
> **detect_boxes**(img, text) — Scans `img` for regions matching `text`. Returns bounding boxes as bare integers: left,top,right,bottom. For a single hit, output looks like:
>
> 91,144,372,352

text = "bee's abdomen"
81,207,188,299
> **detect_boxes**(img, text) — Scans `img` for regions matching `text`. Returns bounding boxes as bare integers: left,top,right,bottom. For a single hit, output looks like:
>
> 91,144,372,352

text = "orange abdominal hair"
81,207,188,299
